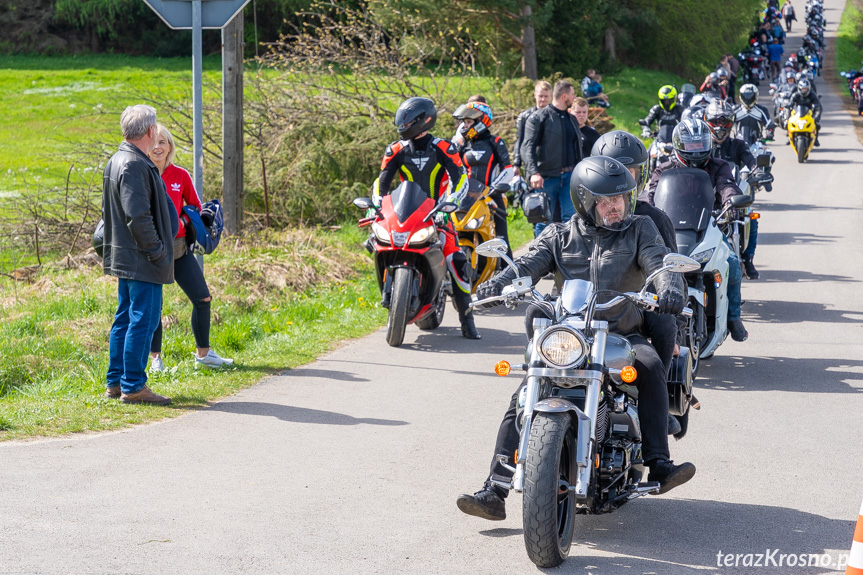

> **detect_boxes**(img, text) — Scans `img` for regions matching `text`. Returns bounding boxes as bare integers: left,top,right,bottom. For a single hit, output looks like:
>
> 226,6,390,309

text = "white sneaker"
150,356,165,373
195,350,234,368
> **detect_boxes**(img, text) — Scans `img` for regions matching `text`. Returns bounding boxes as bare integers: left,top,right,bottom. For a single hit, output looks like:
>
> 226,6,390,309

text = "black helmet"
590,130,649,194
680,105,706,123
798,78,812,96
739,83,759,108
705,99,735,143
672,118,713,168
395,97,437,140
716,68,729,80
570,156,637,231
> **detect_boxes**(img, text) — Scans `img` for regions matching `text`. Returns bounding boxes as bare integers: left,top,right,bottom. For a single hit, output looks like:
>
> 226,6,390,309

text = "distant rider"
789,78,821,146
639,85,683,143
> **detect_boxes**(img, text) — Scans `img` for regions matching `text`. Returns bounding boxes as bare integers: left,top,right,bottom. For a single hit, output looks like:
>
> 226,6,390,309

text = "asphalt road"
2,3,863,574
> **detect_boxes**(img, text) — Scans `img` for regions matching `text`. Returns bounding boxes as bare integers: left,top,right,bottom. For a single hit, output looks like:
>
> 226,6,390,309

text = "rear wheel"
385,267,412,347
796,135,808,163
416,283,446,330
523,412,577,568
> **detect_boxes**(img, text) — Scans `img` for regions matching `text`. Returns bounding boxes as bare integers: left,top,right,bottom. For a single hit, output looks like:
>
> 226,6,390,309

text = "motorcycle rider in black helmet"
375,96,481,339
452,101,515,259
456,156,695,521
639,85,683,143
790,78,821,146
645,118,748,342
706,100,771,280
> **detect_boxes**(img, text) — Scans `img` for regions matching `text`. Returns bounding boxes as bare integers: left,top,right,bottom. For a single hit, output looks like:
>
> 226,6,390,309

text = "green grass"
837,0,863,74
601,66,692,135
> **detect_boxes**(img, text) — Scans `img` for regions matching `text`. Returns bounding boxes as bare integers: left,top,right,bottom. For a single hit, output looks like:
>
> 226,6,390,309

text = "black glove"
475,281,504,307
657,288,685,315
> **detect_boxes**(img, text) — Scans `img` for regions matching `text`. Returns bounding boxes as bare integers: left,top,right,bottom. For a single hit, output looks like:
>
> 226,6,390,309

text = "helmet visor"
590,191,636,230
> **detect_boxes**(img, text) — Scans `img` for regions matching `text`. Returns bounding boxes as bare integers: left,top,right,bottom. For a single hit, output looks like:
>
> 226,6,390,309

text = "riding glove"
657,289,685,315
475,281,504,308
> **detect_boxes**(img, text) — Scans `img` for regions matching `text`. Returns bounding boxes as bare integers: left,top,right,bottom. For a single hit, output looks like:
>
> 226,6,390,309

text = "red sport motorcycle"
354,181,457,347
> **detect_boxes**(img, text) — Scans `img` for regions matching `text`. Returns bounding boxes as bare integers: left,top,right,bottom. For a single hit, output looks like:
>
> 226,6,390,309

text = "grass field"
837,0,863,74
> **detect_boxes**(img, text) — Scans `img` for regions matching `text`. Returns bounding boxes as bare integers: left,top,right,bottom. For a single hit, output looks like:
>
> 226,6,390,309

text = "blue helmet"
182,199,224,255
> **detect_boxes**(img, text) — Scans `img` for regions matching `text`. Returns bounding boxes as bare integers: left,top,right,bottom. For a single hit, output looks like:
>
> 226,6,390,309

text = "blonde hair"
534,80,552,94
155,124,176,167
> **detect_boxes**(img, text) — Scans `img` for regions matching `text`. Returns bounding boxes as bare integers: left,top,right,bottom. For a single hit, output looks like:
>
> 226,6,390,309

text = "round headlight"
537,327,588,368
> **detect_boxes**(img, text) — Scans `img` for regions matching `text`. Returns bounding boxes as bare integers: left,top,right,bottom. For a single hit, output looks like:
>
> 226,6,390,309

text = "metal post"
193,0,205,270
222,10,244,235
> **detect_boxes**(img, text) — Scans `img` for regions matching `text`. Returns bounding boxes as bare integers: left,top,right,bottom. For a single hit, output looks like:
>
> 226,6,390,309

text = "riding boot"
453,291,481,340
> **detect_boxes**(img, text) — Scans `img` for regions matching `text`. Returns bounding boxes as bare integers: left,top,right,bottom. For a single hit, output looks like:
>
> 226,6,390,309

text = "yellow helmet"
658,85,678,111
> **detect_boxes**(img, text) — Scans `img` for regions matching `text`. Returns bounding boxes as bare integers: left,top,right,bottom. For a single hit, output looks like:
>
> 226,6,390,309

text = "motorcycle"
640,123,675,177
787,104,817,163
739,47,767,85
353,181,457,347
652,169,754,366
449,178,508,292
470,238,699,568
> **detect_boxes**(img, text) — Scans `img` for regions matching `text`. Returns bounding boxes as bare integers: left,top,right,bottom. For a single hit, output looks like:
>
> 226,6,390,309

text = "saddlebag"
667,346,693,416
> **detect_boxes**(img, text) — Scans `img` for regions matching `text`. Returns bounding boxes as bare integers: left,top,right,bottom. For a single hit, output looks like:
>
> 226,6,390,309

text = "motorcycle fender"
533,398,593,499
687,286,706,307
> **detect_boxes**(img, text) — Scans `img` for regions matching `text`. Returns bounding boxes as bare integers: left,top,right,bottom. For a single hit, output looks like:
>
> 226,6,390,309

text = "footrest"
629,481,661,499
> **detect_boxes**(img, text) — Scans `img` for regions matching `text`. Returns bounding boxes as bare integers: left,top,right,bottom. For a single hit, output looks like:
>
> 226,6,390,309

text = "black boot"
647,459,696,495
742,256,760,280
728,319,748,342
667,414,682,436
454,291,481,340
456,484,506,520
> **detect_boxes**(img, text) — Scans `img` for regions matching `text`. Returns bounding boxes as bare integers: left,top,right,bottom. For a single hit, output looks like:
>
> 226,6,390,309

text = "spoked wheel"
523,412,577,568
416,283,446,330
385,267,412,347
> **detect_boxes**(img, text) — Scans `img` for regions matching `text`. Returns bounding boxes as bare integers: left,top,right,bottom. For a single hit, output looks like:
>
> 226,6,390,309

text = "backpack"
182,199,224,255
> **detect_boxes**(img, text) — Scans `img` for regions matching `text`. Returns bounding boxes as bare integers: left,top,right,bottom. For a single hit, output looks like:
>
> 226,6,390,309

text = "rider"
452,101,515,258
375,96,481,340
644,118,749,342
700,71,727,100
735,83,776,146
706,99,771,280
639,85,683,143
455,156,695,521
789,78,822,146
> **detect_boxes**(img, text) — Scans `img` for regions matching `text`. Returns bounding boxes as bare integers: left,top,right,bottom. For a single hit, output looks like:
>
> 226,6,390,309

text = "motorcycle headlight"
371,222,390,243
537,327,588,369
464,215,485,231
689,248,714,264
408,225,435,245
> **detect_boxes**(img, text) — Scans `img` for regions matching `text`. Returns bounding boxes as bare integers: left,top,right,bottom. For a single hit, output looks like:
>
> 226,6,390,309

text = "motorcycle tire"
416,284,446,331
385,267,412,347
523,412,577,569
796,135,808,163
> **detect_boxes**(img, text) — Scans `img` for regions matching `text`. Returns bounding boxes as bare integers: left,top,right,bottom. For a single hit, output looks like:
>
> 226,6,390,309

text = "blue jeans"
726,247,743,322
533,172,575,237
107,279,163,394
743,218,758,260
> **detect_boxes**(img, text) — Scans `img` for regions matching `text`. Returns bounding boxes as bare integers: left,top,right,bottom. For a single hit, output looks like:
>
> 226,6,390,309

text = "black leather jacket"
789,91,822,121
487,215,682,336
640,105,683,142
733,103,775,145
713,138,756,171
458,132,511,187
645,156,742,209
522,104,584,178
513,106,537,169
101,142,178,284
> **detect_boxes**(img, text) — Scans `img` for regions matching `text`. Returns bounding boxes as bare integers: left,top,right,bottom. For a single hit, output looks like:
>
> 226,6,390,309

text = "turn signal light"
750,212,760,220
713,271,723,286
620,366,637,383
494,361,511,376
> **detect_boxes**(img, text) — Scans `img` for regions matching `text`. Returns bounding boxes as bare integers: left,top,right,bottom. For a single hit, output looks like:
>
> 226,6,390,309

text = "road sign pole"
192,0,204,200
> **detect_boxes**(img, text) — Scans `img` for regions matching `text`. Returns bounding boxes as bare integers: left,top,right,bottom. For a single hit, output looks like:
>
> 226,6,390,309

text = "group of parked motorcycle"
347,1,826,567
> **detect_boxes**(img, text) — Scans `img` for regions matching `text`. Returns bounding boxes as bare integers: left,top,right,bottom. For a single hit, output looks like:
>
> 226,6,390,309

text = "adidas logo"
171,183,181,191
410,157,429,170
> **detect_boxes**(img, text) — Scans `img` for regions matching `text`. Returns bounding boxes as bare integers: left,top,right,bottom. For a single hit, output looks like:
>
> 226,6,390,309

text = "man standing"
523,80,584,236
102,105,178,405
512,80,551,177
767,38,784,81
782,0,796,31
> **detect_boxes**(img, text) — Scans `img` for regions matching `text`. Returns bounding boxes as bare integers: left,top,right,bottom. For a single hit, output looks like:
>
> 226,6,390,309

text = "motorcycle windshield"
456,179,486,213
390,181,431,224
794,105,811,118
559,279,595,316
652,168,714,232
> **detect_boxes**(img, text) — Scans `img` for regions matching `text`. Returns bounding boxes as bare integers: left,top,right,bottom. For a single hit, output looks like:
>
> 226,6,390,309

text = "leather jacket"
101,142,178,284
513,106,537,169
789,91,822,121
645,156,742,209
640,105,682,142
733,103,775,144
713,138,756,171
522,104,584,178
487,215,682,336
458,132,511,187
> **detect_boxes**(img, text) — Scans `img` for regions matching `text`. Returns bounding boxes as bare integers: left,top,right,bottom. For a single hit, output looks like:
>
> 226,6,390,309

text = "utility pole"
222,11,244,235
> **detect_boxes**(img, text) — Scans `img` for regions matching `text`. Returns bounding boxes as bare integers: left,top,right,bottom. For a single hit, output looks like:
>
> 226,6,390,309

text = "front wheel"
385,267,412,347
796,135,808,163
523,412,577,568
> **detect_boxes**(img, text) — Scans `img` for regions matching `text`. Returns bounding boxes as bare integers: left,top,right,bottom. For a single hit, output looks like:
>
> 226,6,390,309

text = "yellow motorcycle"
787,105,817,163
449,178,506,292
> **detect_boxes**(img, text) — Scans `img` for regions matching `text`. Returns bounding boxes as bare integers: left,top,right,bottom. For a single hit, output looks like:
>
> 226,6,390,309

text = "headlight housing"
408,225,435,245
464,215,485,231
689,248,714,264
537,327,588,369
371,222,390,244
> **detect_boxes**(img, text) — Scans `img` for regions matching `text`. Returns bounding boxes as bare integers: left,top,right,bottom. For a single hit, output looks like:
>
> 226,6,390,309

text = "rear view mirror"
662,253,702,273
353,197,374,210
730,194,754,208
438,202,458,214
476,238,508,257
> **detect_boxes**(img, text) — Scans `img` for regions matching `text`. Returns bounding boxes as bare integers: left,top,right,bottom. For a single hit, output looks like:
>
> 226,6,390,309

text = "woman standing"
148,124,233,371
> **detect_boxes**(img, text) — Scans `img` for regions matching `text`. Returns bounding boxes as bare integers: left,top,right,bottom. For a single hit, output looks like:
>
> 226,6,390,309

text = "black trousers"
150,249,212,352
486,334,670,492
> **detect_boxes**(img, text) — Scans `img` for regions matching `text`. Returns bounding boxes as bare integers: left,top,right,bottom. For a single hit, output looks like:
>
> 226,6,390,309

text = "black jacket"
513,106,537,169
713,138,756,171
101,142,178,284
522,104,584,178
487,215,682,336
645,156,742,209
790,91,822,121
733,103,775,144
640,105,683,143
457,132,511,187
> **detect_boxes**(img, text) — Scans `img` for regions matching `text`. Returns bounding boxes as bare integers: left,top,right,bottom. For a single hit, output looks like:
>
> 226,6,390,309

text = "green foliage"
837,0,863,74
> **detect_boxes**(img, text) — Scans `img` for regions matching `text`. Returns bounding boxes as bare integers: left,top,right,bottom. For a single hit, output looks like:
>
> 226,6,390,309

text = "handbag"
521,191,551,224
